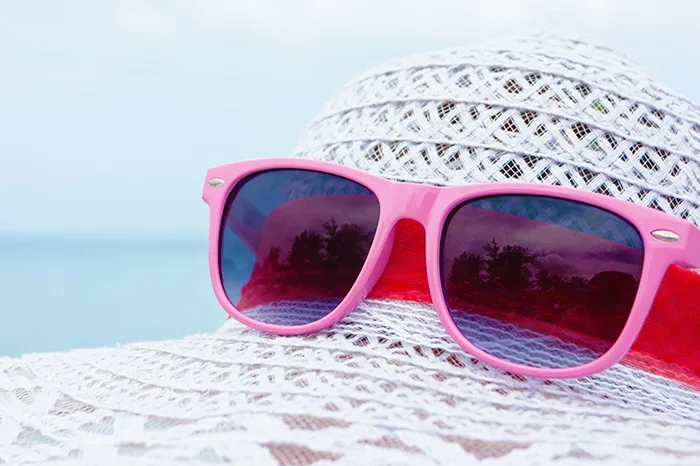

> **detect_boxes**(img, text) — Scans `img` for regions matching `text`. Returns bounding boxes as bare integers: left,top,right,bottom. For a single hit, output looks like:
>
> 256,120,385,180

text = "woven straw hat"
2,33,700,465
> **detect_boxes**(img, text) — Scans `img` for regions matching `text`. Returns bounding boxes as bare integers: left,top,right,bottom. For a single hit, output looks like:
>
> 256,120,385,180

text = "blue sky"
1,0,699,239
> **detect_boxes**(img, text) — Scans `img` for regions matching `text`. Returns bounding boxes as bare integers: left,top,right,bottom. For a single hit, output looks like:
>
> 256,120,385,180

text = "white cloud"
109,0,699,48
144,0,676,40
113,0,179,41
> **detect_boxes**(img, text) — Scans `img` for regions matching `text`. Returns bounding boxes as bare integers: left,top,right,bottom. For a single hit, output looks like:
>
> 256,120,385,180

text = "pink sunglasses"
202,158,700,379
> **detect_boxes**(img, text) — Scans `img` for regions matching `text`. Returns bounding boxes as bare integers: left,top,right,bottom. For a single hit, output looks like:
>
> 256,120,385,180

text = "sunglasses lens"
219,169,380,326
441,195,644,369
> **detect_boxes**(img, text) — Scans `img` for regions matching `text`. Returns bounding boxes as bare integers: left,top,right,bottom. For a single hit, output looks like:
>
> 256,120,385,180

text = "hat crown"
293,33,700,225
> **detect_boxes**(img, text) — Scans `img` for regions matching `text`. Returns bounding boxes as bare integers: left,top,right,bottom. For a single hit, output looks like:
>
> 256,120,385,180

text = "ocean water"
0,236,226,358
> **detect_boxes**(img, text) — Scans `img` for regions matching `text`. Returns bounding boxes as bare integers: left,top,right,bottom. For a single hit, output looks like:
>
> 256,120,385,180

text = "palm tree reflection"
239,223,640,345
446,238,640,343
237,218,373,309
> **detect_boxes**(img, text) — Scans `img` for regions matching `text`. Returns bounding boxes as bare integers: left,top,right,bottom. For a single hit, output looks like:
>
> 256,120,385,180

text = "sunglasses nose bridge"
389,182,441,226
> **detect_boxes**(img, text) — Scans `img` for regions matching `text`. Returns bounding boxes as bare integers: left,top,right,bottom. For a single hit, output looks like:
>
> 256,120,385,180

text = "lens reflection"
219,169,380,326
441,195,644,369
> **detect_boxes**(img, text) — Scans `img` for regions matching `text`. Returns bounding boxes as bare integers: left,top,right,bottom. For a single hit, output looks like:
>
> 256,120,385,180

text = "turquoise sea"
0,236,225,358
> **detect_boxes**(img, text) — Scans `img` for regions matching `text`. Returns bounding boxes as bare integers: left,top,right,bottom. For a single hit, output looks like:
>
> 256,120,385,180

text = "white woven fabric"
2,34,700,465
2,302,700,465
293,33,700,225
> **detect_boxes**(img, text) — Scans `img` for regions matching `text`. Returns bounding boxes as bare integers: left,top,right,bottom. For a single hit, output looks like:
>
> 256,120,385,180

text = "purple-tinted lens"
219,169,380,326
441,195,644,369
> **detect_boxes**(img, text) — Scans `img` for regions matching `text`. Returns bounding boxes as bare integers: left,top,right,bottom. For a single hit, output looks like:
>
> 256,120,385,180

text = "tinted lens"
219,169,380,326
441,195,644,369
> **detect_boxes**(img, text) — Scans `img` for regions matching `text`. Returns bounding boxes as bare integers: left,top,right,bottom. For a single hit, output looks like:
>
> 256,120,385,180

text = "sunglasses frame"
202,158,700,379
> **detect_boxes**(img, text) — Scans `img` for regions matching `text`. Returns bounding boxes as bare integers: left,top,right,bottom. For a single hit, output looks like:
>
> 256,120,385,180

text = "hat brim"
3,298,700,465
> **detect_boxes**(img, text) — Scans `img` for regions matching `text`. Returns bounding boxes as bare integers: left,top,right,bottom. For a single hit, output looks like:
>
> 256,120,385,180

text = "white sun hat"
2,33,700,465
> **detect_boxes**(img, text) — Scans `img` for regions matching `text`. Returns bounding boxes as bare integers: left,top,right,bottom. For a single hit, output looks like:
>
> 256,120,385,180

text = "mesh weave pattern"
2,34,700,465
2,302,700,465
293,33,700,224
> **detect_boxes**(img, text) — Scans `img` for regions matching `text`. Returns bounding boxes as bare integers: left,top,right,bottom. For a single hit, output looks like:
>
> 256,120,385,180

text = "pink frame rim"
202,158,700,379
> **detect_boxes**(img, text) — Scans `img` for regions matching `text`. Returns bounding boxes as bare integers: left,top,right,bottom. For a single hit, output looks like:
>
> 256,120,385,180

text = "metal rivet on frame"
207,178,225,188
650,229,681,242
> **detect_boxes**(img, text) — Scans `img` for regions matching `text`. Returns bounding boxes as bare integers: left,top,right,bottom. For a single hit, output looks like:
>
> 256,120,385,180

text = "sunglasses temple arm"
688,225,700,271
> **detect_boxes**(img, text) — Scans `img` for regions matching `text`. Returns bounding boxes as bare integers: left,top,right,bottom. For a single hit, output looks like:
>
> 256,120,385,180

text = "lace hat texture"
1,33,700,465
